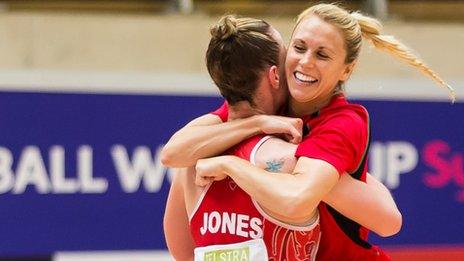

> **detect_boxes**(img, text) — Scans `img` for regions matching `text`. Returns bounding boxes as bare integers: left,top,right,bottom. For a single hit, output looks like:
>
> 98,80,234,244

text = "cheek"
286,50,300,66
316,62,333,78
322,63,345,80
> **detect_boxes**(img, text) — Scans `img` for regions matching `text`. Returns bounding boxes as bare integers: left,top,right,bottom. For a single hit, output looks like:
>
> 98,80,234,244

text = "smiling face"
285,15,355,115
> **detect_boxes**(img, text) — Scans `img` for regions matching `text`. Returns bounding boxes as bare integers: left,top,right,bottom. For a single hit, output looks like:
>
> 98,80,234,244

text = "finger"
281,133,293,143
213,174,227,181
292,134,302,144
195,175,209,187
294,118,303,132
198,178,211,187
288,125,302,144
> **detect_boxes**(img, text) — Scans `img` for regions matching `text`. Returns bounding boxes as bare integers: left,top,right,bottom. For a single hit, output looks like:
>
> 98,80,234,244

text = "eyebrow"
292,38,336,55
293,39,305,45
319,46,335,56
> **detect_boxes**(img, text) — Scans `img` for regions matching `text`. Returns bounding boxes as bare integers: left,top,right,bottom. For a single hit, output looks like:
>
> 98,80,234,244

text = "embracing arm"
161,113,302,168
162,114,258,168
324,173,402,237
163,169,194,261
196,155,338,223
196,137,401,236
255,138,402,236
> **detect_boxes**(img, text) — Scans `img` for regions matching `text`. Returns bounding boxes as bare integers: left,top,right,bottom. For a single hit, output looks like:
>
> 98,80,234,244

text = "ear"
267,65,280,89
340,61,357,82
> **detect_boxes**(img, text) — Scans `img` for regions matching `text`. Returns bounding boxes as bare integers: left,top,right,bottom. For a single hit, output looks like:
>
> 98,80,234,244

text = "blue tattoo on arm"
265,159,285,173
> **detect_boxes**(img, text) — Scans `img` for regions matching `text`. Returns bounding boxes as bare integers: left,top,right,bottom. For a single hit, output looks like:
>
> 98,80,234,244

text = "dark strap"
327,116,372,249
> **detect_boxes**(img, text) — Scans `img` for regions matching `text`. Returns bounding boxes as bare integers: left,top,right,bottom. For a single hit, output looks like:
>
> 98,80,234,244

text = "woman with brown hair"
164,3,453,259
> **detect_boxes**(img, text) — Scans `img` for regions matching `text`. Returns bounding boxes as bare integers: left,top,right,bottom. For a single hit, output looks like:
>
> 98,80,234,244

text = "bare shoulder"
185,113,223,127
254,136,298,173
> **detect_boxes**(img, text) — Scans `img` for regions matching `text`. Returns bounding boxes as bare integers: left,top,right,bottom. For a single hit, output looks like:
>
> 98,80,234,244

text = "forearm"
323,174,402,237
222,157,332,222
161,116,262,168
164,173,195,260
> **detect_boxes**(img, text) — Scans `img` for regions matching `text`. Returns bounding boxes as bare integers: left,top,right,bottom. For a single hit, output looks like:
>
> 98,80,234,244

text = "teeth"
295,72,317,83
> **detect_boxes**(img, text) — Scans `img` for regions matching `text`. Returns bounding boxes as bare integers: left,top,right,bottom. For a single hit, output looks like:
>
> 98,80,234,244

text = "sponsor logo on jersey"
204,246,249,261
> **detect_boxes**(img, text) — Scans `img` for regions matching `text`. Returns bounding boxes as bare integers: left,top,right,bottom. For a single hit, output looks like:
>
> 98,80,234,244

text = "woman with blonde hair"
164,3,453,260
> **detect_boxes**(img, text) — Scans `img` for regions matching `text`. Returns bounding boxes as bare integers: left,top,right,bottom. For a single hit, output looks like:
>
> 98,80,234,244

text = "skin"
166,113,399,260
163,168,195,261
286,16,356,117
161,28,301,169
194,16,400,233
164,20,401,259
195,16,355,223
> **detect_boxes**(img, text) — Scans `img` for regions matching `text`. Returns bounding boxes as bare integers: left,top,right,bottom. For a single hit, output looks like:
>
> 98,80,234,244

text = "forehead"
292,16,344,51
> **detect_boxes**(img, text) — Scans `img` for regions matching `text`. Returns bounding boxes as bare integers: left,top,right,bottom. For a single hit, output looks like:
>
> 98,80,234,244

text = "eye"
293,44,306,53
317,51,329,59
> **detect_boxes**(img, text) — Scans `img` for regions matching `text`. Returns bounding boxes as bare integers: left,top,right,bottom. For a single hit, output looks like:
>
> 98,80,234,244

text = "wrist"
220,156,237,178
244,115,264,136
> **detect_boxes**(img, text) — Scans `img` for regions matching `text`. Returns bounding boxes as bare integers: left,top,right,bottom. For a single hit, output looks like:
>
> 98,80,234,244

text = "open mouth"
294,71,318,85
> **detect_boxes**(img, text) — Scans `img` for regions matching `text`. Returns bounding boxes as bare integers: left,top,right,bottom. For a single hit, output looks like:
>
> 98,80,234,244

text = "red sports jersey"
211,101,228,122
209,95,391,260
295,95,390,261
190,135,321,260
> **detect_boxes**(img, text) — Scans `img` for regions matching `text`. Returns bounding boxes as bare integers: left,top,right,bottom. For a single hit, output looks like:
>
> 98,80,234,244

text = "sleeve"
210,100,229,123
227,134,267,161
295,112,368,176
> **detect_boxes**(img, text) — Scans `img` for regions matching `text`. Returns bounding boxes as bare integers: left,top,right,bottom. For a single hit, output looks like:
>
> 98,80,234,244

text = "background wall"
0,1,463,260
0,11,462,78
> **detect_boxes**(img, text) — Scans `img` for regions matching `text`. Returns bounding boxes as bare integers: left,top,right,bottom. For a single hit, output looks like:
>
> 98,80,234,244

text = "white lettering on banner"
50,146,79,193
0,145,170,194
0,146,109,194
0,147,15,193
200,211,263,239
13,146,51,194
111,145,167,193
78,146,108,193
167,166,175,183
369,141,419,189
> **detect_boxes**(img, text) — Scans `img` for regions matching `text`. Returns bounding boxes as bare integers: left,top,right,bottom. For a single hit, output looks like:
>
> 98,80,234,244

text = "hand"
257,115,303,144
195,156,231,186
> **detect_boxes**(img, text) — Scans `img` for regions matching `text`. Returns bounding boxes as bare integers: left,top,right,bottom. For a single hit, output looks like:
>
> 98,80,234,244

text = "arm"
255,138,401,235
196,155,338,223
162,113,259,168
196,137,401,236
163,169,194,261
324,173,402,237
161,113,302,168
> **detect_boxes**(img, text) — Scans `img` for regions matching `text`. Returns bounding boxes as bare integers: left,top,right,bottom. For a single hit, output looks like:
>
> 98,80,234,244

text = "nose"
299,51,315,68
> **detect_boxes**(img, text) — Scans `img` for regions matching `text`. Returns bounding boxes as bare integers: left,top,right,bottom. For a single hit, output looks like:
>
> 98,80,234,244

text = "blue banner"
0,91,462,256
360,99,463,246
0,91,222,256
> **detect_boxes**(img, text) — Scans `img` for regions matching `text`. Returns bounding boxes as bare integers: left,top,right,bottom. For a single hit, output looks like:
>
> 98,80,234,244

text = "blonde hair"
295,3,456,102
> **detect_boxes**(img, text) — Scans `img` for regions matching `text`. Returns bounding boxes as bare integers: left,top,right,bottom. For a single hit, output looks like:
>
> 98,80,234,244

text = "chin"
289,88,314,103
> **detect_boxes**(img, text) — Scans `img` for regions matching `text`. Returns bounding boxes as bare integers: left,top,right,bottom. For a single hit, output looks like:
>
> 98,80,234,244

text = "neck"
288,94,334,117
228,101,263,120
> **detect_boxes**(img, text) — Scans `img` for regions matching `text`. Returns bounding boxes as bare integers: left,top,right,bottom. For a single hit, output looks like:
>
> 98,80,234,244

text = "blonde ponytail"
352,12,456,102
295,3,456,102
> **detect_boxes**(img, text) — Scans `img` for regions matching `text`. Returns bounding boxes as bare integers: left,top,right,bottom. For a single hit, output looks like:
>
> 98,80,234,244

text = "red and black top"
210,95,390,260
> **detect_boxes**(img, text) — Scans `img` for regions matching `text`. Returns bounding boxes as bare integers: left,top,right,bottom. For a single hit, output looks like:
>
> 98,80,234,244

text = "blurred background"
0,0,462,260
